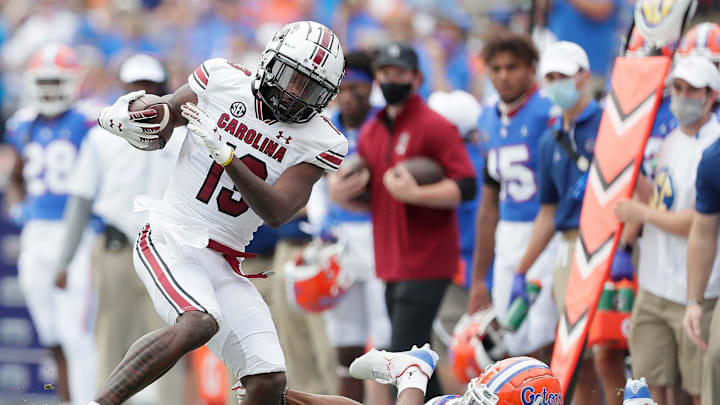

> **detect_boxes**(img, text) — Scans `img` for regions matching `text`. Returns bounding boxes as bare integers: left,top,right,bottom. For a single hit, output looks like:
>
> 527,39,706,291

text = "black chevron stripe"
607,87,657,123
590,159,635,192
576,231,615,264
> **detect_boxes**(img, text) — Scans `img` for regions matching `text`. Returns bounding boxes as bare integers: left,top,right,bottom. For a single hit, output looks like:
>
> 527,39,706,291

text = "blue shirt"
538,100,603,230
480,89,559,222
548,0,621,76
5,108,94,222
696,138,720,214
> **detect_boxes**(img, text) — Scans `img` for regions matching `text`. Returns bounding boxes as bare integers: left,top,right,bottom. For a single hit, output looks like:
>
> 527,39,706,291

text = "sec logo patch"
230,101,246,118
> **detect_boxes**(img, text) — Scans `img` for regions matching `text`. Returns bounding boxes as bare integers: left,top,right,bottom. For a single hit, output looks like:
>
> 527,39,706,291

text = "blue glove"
509,273,529,309
610,249,634,281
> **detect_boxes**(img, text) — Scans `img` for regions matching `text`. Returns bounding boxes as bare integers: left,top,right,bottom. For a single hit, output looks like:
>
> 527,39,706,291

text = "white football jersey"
638,115,720,303
152,58,347,250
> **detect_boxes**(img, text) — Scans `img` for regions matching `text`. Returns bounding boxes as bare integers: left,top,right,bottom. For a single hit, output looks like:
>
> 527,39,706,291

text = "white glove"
181,102,234,166
98,90,160,150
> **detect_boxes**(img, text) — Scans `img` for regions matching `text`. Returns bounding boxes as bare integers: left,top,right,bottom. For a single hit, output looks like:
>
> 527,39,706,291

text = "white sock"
396,365,429,396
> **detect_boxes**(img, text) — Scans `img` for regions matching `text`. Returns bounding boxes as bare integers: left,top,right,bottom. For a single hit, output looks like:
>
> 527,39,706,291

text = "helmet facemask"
26,69,78,117
460,381,499,405
258,52,338,123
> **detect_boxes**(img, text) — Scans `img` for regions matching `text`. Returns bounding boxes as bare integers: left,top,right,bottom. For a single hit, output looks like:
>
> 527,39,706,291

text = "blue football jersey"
479,89,559,222
6,107,95,222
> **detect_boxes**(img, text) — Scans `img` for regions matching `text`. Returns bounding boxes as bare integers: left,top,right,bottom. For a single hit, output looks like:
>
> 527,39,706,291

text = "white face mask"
670,94,709,127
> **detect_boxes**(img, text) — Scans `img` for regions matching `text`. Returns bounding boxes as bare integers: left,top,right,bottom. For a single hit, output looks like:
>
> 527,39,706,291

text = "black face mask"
380,82,413,105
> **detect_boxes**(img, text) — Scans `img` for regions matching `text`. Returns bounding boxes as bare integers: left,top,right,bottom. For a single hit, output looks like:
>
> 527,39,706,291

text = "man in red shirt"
330,43,476,399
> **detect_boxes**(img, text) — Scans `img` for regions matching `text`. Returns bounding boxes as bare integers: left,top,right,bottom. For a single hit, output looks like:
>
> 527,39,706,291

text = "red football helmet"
450,308,508,383
25,43,81,117
676,22,720,64
284,240,351,312
461,357,562,405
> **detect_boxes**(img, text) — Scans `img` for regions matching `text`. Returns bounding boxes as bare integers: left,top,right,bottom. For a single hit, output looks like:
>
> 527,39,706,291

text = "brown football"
398,156,444,185
128,94,173,151
339,154,370,201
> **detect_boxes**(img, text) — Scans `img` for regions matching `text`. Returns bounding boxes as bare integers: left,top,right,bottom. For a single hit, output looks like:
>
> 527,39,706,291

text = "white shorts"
17,220,95,347
324,221,391,348
133,223,286,380
492,220,559,356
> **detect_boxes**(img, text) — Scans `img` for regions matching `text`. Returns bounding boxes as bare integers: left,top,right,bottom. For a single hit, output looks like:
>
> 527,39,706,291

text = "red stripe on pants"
139,227,198,312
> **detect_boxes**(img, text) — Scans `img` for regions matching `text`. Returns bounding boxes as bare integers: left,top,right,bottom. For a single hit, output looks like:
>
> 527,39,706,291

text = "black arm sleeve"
456,177,477,202
482,164,500,189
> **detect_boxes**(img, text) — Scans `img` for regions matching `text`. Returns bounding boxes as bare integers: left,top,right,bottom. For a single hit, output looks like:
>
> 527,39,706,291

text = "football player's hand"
181,102,234,166
328,170,369,203
509,272,528,309
54,270,67,289
683,302,707,351
610,249,634,281
614,198,649,224
98,90,160,149
383,164,419,204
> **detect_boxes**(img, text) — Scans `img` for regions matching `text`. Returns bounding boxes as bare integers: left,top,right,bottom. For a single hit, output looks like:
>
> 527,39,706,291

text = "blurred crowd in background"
0,0,688,133
0,0,716,126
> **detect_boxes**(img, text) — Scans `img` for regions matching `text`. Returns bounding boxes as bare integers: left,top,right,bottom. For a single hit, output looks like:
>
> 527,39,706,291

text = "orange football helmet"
450,308,507,383
284,240,351,312
626,27,675,57
461,357,562,405
25,43,82,117
676,22,720,64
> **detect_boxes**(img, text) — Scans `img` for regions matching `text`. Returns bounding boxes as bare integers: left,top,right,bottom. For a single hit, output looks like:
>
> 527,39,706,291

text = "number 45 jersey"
480,88,560,222
153,58,348,250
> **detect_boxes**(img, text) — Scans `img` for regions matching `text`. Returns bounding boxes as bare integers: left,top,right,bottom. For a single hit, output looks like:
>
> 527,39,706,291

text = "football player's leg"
204,264,286,405
284,387,420,405
60,229,98,404
506,231,561,359
17,222,70,402
93,224,221,405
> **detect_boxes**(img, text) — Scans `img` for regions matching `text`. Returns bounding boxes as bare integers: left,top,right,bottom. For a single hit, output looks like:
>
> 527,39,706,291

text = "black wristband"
618,242,633,254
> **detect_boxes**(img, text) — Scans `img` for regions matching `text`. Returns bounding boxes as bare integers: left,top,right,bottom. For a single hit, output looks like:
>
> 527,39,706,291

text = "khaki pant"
629,289,716,395
268,240,338,394
553,230,578,316
702,300,720,405
92,234,183,404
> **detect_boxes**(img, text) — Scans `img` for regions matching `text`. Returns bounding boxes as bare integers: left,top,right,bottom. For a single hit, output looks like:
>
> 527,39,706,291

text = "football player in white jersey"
91,21,349,405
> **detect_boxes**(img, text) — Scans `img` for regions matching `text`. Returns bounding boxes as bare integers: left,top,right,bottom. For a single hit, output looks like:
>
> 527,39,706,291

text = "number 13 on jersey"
195,145,268,217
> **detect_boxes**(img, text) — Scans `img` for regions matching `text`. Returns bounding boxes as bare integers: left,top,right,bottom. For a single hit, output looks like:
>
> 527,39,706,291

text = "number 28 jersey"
479,89,559,222
156,58,348,250
5,106,95,222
